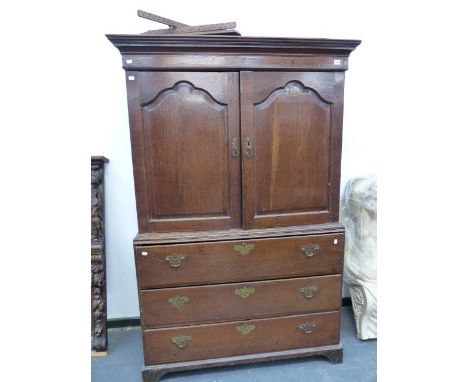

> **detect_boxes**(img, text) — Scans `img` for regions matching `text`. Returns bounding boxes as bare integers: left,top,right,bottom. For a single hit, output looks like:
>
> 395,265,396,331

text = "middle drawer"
141,274,341,328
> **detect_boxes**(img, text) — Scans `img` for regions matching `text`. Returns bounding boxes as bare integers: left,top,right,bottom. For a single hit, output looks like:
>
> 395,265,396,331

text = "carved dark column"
91,156,109,352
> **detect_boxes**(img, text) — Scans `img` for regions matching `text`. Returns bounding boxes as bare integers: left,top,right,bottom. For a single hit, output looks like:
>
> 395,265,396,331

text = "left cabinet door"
126,72,241,232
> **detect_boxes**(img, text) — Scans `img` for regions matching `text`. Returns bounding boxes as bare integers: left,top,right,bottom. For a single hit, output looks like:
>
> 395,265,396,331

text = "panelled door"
126,72,241,232
240,72,345,229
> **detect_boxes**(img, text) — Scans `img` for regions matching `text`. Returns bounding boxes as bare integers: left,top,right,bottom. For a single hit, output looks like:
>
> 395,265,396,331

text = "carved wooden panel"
91,244,107,352
127,72,241,232
91,156,108,352
241,72,345,229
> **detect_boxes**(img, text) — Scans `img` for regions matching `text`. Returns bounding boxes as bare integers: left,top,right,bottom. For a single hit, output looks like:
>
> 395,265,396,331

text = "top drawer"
135,233,344,289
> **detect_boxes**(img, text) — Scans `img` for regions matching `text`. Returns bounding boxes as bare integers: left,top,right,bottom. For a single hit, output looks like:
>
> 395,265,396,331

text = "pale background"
2,1,468,381
90,1,377,319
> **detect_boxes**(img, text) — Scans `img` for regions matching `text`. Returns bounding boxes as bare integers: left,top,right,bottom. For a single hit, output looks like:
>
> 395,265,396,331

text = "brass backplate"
168,295,189,309
236,323,255,335
300,244,320,257
233,242,255,256
298,322,316,334
171,335,192,348
300,285,319,299
165,254,186,268
234,286,255,298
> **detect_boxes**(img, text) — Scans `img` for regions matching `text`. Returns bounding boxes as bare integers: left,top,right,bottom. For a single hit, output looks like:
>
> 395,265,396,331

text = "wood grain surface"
141,274,341,328
143,311,340,365
135,233,344,288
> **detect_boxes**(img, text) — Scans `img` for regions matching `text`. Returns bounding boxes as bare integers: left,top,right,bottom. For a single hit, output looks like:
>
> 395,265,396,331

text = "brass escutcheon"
234,242,255,256
300,285,319,299
298,322,316,334
245,137,254,158
171,335,192,348
234,286,255,298
236,323,256,335
165,254,186,268
300,243,320,258
168,296,189,309
231,137,240,157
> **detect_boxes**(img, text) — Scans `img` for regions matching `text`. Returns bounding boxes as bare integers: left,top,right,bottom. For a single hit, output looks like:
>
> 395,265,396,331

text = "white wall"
90,1,377,319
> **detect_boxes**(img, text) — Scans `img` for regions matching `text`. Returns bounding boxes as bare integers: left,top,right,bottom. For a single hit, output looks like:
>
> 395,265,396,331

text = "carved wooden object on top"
137,10,239,36
91,156,108,353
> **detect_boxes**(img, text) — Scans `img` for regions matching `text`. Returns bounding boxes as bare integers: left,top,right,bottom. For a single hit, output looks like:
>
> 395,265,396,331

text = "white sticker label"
334,59,341,65
333,239,338,245
128,76,135,81
126,59,133,64
142,251,148,256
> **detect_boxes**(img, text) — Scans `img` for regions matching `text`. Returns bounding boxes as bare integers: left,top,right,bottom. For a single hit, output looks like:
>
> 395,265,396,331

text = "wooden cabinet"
108,33,360,381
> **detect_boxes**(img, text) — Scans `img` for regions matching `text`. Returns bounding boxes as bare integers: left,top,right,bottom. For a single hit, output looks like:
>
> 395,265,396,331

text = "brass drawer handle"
235,286,255,298
236,323,255,335
165,254,186,268
298,322,316,334
171,335,192,348
300,243,320,258
168,296,189,309
234,242,255,256
300,285,319,299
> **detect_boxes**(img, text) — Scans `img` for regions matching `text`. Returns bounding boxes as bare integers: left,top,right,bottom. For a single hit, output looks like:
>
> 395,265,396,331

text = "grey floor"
92,307,376,382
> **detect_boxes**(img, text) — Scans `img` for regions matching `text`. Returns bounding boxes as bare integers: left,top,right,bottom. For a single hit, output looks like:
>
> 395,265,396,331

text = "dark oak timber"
108,29,359,381
141,275,342,328
143,311,340,365
135,233,344,289
142,344,343,382
134,222,345,245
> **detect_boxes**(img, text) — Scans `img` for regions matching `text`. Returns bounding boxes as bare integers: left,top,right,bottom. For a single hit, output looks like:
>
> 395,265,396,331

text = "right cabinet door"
241,72,345,229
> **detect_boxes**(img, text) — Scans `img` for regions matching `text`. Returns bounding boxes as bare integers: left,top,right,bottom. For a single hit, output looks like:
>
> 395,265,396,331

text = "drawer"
135,233,344,288
143,311,340,365
141,274,341,328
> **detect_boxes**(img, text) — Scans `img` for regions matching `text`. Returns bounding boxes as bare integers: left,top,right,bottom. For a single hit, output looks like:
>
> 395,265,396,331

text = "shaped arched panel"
127,72,241,232
241,72,344,229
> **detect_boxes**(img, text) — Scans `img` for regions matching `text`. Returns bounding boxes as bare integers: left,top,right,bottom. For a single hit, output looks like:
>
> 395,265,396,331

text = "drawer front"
143,311,340,365
141,275,341,328
136,233,344,288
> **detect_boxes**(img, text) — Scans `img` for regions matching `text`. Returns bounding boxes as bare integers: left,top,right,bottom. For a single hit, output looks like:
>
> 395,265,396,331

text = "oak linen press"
107,20,360,381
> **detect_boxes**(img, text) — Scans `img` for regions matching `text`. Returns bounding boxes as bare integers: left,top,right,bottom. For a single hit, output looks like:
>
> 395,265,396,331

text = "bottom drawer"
143,311,340,365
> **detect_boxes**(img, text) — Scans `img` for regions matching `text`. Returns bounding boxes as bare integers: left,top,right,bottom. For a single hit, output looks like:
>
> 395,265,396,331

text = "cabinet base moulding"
142,344,343,382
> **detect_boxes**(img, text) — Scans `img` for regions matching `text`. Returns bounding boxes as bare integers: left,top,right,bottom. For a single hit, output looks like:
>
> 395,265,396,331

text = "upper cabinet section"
108,35,360,233
106,35,360,71
126,72,241,233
